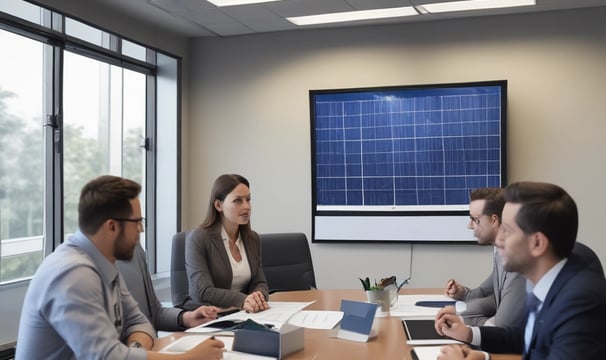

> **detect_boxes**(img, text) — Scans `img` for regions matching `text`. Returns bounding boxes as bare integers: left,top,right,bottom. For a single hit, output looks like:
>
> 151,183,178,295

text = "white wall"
185,7,606,289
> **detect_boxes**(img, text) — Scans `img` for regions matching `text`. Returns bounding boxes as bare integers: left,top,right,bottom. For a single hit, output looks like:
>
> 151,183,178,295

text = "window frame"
0,0,181,283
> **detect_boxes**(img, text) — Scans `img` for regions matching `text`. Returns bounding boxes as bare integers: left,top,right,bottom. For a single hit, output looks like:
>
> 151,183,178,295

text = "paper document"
287,310,343,329
411,345,444,360
187,301,315,332
160,335,234,353
392,295,453,319
160,335,276,359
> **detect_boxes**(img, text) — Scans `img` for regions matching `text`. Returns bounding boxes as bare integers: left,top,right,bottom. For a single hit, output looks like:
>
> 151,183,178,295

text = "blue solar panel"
312,83,505,208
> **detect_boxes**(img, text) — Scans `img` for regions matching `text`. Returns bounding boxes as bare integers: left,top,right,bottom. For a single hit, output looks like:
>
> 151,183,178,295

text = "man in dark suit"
435,181,606,360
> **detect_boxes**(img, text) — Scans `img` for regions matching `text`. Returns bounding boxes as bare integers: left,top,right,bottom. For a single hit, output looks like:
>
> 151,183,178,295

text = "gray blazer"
461,248,526,327
185,224,269,308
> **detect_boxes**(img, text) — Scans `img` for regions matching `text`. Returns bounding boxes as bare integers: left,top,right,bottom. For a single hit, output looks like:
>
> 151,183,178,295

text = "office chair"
170,231,197,310
259,233,317,294
117,244,156,321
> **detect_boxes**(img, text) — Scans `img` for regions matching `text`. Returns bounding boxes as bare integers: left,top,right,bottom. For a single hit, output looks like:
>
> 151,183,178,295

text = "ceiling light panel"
287,6,418,26
420,0,536,13
207,0,284,7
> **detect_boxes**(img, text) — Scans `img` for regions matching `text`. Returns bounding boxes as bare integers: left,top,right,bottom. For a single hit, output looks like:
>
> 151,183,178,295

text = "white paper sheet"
412,345,444,360
159,335,234,353
160,334,276,359
287,310,343,329
187,301,315,332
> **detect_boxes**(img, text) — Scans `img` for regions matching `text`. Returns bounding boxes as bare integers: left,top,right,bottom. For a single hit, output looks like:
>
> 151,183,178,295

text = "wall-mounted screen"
310,80,507,243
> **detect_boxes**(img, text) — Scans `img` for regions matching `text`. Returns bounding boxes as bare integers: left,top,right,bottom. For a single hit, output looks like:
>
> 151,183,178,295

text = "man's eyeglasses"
111,217,145,231
469,215,482,225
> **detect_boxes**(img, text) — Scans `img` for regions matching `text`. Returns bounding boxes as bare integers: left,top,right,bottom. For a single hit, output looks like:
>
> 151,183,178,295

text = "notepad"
411,345,443,360
402,319,461,345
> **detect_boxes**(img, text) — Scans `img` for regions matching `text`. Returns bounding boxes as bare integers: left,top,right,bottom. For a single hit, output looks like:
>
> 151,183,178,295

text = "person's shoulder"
187,226,223,248
30,244,98,293
187,227,212,239
558,259,606,300
46,241,95,271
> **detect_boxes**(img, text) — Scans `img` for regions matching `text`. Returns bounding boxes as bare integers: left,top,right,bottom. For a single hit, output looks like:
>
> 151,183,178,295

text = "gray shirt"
16,230,155,360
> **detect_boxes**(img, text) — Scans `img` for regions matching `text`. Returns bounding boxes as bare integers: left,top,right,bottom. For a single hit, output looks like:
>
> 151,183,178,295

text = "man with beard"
444,188,526,327
435,181,606,360
16,175,224,360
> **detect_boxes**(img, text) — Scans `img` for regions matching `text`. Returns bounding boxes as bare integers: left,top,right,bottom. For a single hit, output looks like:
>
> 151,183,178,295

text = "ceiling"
48,0,606,38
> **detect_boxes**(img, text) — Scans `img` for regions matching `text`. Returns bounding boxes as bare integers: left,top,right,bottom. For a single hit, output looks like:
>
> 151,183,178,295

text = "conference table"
154,289,521,360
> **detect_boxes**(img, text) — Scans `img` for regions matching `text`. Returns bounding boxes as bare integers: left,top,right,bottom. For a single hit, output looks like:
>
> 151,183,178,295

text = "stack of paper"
187,301,314,332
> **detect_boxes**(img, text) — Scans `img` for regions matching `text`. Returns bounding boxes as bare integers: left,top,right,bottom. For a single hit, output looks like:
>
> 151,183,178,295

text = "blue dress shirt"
15,230,155,360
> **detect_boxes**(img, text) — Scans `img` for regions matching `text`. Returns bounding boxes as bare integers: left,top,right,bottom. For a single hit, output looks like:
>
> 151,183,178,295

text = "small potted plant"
359,277,392,315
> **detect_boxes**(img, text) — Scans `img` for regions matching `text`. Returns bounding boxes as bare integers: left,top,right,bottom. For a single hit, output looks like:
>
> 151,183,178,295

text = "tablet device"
402,319,461,345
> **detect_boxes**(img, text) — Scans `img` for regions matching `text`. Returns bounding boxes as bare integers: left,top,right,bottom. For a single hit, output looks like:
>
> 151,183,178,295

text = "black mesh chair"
259,233,317,294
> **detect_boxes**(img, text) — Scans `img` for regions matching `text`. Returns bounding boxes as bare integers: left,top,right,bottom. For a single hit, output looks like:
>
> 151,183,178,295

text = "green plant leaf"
358,277,371,290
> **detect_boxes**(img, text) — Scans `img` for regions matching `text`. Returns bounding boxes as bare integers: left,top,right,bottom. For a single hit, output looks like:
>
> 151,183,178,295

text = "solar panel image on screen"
312,83,504,210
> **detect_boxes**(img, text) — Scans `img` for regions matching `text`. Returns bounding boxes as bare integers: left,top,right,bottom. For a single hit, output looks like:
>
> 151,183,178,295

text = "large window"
62,52,146,244
0,0,180,284
0,29,46,282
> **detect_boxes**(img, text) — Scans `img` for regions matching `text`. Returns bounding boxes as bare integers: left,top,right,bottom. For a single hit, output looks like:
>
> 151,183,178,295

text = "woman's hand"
242,291,269,313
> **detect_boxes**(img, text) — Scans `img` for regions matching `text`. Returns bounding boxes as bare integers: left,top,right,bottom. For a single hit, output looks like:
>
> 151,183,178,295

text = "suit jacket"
117,244,183,332
185,224,269,308
479,249,606,359
462,248,526,327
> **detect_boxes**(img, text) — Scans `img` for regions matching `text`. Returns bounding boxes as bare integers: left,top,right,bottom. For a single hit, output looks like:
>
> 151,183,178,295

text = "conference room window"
310,81,507,243
0,28,46,283
62,51,147,244
0,0,180,283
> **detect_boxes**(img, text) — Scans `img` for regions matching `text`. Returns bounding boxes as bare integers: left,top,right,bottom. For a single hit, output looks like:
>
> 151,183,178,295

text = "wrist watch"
129,341,144,348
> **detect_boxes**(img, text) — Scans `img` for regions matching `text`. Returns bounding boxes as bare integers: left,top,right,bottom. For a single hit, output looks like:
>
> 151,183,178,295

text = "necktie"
527,292,541,313
524,292,541,354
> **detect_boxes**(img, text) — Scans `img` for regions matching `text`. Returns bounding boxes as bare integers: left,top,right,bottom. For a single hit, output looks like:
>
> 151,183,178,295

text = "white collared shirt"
524,258,567,351
221,226,252,291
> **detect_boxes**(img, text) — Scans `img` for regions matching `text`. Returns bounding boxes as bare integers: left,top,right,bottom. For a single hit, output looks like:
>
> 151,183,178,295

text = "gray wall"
184,7,606,290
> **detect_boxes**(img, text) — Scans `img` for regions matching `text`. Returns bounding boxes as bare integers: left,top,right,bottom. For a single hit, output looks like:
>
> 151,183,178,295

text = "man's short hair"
470,187,505,222
78,175,141,235
503,181,577,259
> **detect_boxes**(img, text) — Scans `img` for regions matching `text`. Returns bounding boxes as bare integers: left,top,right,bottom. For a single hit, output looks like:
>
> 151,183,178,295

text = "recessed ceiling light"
287,7,418,26
421,0,536,13
207,0,282,7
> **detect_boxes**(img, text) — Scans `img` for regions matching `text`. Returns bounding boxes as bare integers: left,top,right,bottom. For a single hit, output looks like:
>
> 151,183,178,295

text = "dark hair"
470,187,505,223
201,174,252,238
78,175,141,236
504,181,577,259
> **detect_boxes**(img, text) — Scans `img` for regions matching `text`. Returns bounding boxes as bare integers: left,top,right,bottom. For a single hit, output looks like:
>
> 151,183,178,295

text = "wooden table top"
154,289,521,360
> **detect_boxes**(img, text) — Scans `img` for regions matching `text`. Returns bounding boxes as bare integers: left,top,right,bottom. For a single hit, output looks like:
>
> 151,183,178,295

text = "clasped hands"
242,291,269,313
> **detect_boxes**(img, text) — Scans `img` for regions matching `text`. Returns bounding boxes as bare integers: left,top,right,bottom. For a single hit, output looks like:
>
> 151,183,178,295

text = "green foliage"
0,252,43,282
359,277,385,291
0,84,144,280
